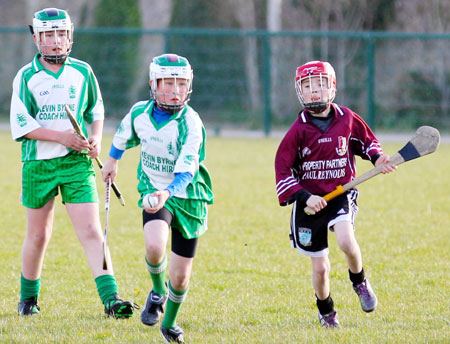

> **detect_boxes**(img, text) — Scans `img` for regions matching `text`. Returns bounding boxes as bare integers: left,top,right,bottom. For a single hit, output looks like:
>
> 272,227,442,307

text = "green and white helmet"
149,54,193,113
32,8,73,64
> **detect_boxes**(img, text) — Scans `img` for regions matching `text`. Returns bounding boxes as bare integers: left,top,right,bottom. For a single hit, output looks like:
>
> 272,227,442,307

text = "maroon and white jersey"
275,104,383,206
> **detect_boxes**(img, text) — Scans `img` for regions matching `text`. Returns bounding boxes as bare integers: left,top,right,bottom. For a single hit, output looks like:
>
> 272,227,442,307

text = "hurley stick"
102,178,111,270
65,104,125,206
305,126,440,215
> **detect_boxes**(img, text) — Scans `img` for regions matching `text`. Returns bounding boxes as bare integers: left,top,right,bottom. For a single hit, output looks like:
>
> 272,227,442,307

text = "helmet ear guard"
149,54,193,114
295,61,337,113
32,8,73,64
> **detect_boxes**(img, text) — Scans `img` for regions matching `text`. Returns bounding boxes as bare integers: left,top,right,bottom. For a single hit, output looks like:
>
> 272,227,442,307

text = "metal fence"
1,27,449,134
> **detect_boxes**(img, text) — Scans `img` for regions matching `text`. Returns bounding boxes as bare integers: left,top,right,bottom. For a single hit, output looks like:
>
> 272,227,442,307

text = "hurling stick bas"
64,105,126,206
305,126,440,215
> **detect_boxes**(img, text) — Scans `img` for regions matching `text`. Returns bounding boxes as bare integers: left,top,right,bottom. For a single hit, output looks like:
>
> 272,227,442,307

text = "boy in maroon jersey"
275,61,396,328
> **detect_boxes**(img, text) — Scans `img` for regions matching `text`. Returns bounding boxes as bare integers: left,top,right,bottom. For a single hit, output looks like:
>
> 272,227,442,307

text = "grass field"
0,131,449,343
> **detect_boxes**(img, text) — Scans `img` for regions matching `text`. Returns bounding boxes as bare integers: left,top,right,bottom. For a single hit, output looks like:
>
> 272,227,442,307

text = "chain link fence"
1,28,449,134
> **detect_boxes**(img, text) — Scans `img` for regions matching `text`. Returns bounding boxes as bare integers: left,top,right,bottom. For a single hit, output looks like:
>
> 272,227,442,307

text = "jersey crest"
167,141,175,155
69,85,76,99
336,136,348,156
301,146,312,158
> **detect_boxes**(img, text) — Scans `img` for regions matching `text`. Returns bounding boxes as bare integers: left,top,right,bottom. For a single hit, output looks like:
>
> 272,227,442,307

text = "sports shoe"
353,278,378,312
18,297,40,316
160,325,185,343
141,289,167,326
318,311,341,328
104,293,138,319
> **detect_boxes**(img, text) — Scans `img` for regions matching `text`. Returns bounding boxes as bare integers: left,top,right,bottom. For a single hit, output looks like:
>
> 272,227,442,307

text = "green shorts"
139,194,209,239
164,197,209,239
22,153,98,209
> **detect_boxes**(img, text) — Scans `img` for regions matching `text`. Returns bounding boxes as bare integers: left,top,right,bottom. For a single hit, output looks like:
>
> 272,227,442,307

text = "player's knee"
77,224,102,243
27,229,51,248
337,237,357,255
170,270,191,289
145,244,165,263
313,263,330,280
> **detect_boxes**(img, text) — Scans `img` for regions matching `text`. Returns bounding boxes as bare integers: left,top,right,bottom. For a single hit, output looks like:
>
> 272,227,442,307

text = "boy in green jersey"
10,8,135,318
102,54,213,343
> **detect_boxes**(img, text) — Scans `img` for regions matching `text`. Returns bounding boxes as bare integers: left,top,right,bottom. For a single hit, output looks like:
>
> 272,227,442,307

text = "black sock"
316,294,334,315
349,268,365,285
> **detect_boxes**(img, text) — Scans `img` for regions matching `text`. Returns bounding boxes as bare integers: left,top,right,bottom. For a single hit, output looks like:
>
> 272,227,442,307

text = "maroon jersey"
275,104,383,206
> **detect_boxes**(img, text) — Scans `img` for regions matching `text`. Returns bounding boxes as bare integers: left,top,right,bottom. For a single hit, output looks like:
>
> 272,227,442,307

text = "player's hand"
87,135,101,159
306,195,327,213
59,129,90,151
375,154,397,174
144,190,170,214
101,157,119,182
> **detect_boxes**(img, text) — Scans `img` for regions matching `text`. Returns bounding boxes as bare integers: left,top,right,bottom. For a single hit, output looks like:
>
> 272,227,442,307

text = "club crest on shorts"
336,136,348,156
298,227,312,246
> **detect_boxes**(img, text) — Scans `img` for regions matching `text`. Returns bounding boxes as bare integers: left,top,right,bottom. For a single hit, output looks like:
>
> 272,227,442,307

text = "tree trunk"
128,0,173,104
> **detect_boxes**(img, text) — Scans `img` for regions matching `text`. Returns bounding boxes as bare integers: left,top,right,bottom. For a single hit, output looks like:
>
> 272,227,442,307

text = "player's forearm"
24,127,64,143
90,119,103,140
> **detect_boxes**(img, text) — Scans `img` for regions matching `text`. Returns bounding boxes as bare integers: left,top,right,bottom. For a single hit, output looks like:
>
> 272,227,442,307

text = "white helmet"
31,8,73,64
149,54,193,114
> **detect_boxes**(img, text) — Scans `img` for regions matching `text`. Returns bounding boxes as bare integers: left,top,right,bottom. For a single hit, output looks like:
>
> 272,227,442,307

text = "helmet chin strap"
42,54,68,64
156,102,185,114
305,102,329,114
150,87,188,114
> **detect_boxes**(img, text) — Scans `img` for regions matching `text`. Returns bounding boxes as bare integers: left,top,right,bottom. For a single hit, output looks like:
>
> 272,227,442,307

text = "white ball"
143,194,159,209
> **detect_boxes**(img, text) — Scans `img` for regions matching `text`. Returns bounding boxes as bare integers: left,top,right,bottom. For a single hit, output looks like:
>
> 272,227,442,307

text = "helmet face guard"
32,8,73,64
149,54,193,114
295,61,337,113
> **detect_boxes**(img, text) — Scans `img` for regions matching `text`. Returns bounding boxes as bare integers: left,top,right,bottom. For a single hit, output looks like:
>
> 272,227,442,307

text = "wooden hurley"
305,126,440,215
65,104,125,206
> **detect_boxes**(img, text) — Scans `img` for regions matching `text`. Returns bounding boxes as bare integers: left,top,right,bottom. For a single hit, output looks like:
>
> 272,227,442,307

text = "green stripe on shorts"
22,152,98,208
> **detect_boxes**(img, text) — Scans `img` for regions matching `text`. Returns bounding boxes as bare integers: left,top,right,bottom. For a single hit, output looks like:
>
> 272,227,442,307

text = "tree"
382,0,450,128
129,0,174,103
230,0,261,113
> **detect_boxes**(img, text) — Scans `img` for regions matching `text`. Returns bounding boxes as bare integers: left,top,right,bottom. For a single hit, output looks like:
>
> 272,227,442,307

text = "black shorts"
142,208,198,258
289,189,358,257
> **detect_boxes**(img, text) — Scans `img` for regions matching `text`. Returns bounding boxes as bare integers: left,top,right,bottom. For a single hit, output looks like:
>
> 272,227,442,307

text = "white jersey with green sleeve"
113,100,211,201
10,54,104,161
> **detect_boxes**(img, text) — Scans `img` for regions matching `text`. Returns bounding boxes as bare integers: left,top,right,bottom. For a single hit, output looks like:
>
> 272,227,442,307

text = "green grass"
1,131,449,343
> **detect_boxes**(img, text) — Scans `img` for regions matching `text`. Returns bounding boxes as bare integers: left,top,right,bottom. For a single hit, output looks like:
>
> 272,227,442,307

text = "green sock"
161,280,188,329
146,255,168,295
95,274,119,305
20,273,41,301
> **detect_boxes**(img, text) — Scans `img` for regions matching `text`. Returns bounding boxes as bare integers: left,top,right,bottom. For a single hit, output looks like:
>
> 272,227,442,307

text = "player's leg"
333,221,362,273
65,202,110,276
290,198,339,327
311,255,341,328
62,154,135,318
19,158,61,316
334,221,377,312
311,255,331,300
141,209,171,326
66,202,136,318
160,229,197,343
19,199,55,316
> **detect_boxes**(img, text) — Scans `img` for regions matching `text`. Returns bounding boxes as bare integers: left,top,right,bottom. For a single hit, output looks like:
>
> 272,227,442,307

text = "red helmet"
295,61,337,113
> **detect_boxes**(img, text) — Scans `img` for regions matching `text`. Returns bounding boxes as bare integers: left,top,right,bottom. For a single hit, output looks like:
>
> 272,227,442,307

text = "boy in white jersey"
102,53,213,343
275,61,396,328
10,8,135,318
